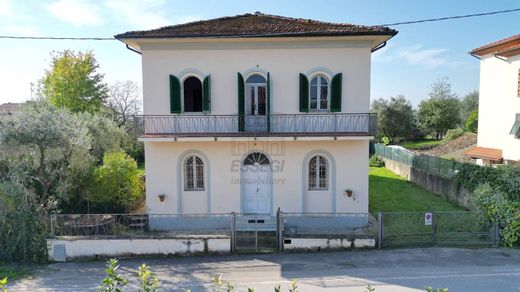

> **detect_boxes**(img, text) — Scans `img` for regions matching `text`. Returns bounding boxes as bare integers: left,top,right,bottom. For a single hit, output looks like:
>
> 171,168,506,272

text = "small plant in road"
425,287,448,292
137,264,161,292
365,284,376,292
99,259,128,292
1,277,7,292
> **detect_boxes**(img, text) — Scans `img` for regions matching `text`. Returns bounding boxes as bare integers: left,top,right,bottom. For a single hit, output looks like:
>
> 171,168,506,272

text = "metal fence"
49,211,498,251
373,143,465,178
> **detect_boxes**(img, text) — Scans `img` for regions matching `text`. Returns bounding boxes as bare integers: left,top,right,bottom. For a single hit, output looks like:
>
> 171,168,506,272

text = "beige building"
465,34,520,165
116,13,396,218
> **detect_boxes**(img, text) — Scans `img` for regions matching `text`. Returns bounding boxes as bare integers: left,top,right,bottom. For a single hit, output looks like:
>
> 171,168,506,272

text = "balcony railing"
134,113,377,137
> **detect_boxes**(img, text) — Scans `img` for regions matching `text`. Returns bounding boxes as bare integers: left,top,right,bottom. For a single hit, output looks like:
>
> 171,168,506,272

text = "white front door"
242,152,271,214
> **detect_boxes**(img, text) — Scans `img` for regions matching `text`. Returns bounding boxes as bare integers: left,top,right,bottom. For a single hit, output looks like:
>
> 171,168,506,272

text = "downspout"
371,41,387,53
126,44,141,55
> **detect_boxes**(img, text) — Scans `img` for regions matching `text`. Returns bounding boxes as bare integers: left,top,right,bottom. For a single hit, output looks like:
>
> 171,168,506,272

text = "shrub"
99,259,128,292
369,155,385,167
138,264,161,292
455,163,520,201
89,151,144,213
443,128,464,142
472,184,520,247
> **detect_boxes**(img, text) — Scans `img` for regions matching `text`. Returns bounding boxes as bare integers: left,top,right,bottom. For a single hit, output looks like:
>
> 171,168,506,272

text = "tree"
371,95,415,143
465,110,478,133
0,101,93,206
460,91,479,122
90,151,144,213
417,78,461,139
41,50,108,113
107,80,142,130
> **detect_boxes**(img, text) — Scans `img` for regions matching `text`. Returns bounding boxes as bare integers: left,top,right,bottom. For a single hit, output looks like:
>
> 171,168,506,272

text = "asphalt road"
9,247,520,291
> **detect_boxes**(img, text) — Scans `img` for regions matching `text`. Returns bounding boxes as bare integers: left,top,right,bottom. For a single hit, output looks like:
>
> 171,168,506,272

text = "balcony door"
245,74,267,132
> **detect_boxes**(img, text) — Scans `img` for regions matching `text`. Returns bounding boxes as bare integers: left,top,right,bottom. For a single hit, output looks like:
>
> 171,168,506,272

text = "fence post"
50,214,56,237
230,212,236,253
277,208,284,252
377,212,383,249
492,214,500,247
432,213,437,246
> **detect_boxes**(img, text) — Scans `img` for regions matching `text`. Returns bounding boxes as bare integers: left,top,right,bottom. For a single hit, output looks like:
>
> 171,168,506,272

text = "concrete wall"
477,54,520,162
284,238,375,251
145,139,369,215
382,158,473,210
48,237,230,262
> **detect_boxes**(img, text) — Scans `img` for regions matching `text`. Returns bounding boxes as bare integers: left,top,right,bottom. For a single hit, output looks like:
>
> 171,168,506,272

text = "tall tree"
371,95,415,143
460,90,479,122
107,80,142,130
417,78,461,139
41,50,108,113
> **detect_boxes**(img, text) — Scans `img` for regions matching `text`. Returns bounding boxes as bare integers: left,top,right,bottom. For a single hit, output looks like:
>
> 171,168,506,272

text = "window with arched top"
309,75,329,111
183,76,203,112
308,155,328,190
184,155,204,191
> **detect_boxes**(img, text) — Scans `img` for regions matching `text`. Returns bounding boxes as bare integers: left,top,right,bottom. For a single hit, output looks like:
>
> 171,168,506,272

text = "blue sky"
0,0,519,106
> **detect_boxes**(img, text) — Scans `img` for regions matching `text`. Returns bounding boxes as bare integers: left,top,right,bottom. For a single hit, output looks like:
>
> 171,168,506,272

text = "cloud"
398,45,450,68
105,0,169,30
46,0,103,26
0,0,13,17
105,0,202,30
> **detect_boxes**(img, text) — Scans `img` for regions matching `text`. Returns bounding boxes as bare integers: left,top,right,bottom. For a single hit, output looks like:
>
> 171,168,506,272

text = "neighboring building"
116,13,396,219
465,34,520,165
0,102,22,115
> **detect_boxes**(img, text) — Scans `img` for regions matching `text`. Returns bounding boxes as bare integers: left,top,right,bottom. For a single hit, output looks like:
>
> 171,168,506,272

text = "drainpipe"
371,41,387,53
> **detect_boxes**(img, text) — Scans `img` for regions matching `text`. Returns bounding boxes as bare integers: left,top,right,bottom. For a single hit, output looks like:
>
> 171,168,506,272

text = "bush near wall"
455,164,520,246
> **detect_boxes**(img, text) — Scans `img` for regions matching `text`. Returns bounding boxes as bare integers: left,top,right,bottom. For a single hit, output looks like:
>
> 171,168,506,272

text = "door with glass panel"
245,74,267,132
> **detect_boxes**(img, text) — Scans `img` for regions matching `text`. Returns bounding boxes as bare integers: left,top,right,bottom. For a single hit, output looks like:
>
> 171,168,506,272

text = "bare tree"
107,80,142,130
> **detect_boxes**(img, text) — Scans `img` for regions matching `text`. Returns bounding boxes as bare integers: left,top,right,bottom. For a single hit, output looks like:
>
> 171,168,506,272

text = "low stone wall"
283,238,375,251
382,158,473,210
48,236,230,262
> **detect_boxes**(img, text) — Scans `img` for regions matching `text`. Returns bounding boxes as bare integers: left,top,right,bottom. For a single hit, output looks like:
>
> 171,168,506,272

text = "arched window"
184,155,204,191
310,75,329,111
308,155,328,190
245,74,267,116
183,76,203,112
243,152,269,165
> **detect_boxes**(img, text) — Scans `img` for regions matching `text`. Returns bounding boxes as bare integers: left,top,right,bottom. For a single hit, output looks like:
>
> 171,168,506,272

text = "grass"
369,167,465,212
0,265,33,282
400,139,443,150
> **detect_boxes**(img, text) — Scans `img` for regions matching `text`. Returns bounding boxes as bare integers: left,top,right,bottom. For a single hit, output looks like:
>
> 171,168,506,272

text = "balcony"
134,113,377,138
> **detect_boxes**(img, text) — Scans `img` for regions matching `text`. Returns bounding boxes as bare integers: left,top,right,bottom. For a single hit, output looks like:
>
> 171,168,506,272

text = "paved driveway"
9,248,520,291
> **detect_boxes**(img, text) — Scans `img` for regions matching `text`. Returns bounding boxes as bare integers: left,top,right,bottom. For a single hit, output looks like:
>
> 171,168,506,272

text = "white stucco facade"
476,54,520,163
120,26,392,216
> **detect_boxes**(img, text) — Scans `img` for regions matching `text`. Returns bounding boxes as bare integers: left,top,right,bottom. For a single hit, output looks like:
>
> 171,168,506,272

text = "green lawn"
400,139,443,150
369,167,465,212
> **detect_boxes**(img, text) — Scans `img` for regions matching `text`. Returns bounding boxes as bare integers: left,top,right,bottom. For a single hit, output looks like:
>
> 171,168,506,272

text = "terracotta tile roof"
115,12,397,39
464,146,503,161
470,34,520,56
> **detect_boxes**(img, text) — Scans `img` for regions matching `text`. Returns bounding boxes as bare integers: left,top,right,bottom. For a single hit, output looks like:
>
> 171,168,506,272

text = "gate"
231,213,279,253
380,211,498,248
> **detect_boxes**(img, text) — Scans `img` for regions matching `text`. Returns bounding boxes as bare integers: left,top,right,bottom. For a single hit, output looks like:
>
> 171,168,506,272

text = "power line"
377,7,520,26
0,35,114,40
0,7,519,40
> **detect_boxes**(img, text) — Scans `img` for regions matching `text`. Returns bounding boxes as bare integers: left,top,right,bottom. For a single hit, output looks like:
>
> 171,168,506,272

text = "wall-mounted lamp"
158,194,166,202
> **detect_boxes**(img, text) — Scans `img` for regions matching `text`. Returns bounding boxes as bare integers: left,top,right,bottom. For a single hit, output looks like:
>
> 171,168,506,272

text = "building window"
184,155,204,191
310,75,329,111
183,76,203,112
308,155,328,190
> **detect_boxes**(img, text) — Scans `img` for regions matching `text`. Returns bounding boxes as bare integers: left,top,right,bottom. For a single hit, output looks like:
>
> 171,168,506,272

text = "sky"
0,0,519,106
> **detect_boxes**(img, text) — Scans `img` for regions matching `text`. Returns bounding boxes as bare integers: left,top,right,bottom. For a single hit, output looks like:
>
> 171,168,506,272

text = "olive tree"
371,95,416,143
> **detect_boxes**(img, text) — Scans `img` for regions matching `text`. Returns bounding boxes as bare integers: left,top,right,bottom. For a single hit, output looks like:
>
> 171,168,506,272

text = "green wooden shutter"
330,73,342,112
267,72,271,131
203,75,211,112
237,72,245,131
169,75,181,113
299,73,309,112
